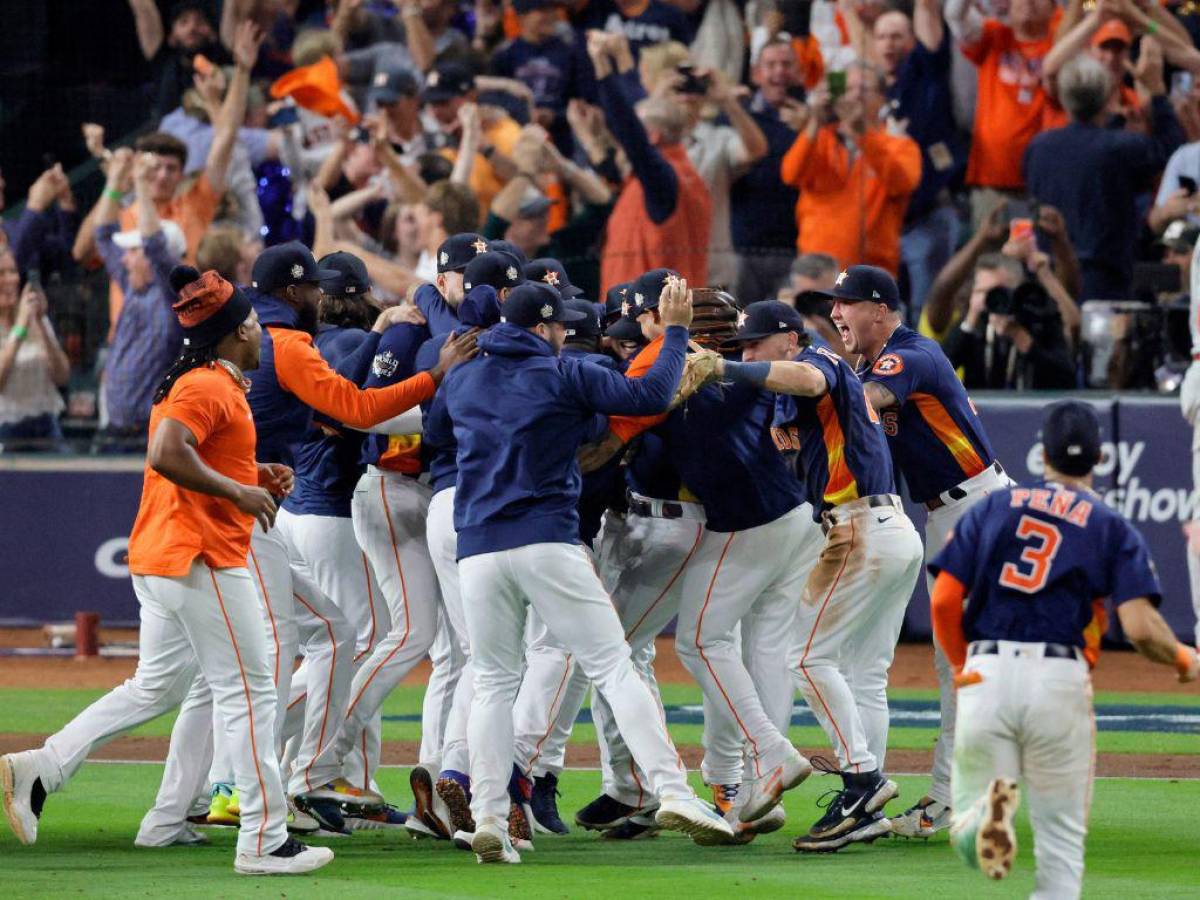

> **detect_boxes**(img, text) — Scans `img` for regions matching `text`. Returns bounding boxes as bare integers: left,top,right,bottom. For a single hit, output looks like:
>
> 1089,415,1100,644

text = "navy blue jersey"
661,381,806,533
563,345,625,545
930,479,1162,663
359,322,428,473
771,346,895,518
490,36,580,116
413,282,460,338
862,325,996,503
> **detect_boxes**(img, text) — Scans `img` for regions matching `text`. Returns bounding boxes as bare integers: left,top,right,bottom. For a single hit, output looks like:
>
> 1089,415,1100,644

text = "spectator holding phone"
1025,54,1181,300
0,251,70,451
125,0,231,118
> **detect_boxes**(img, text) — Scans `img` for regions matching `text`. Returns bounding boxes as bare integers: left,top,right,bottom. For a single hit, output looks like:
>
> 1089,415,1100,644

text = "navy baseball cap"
563,299,602,342
1042,400,1102,477
604,282,633,324
731,300,804,342
438,232,489,273
422,62,474,104
464,250,525,292
501,282,588,327
629,268,679,313
820,265,901,309
252,241,338,293
487,239,529,267
525,258,583,298
512,0,567,11
369,67,419,106
317,251,371,296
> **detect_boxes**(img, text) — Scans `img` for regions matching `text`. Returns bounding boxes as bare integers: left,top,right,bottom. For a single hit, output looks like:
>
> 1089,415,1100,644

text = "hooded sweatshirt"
444,321,687,559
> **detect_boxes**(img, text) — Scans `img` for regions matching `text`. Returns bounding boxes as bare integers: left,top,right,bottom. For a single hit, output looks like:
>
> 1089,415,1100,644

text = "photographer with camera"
941,233,1078,390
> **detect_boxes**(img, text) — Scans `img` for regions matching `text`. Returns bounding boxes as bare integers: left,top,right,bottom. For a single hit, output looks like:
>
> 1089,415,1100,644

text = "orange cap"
1091,18,1132,48
270,55,360,124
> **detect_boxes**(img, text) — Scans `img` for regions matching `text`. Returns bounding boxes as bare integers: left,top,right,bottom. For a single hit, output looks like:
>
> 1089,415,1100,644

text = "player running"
930,400,1199,897
833,264,1010,837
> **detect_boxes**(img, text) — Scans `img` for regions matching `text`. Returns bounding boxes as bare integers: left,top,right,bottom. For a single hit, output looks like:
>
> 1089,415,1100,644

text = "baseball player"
1182,239,1200,649
832,264,1009,838
444,279,733,863
930,400,1200,897
1,269,332,875
709,283,923,852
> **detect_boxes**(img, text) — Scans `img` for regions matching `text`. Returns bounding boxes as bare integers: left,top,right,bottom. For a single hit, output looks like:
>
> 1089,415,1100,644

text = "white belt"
927,460,1009,511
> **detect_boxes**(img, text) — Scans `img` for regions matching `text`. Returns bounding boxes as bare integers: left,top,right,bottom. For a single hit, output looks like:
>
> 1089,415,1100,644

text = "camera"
676,65,711,96
984,281,1058,332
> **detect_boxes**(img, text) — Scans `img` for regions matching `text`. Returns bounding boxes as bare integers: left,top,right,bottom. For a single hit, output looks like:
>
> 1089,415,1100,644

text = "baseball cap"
563,299,602,342
501,282,588,327
603,282,633,324
819,265,901,310
113,219,188,261
730,300,804,342
437,232,490,273
1042,400,1102,477
317,251,371,296
1161,219,1200,253
629,268,680,313
517,186,554,220
524,258,583,298
369,67,419,106
487,239,529,267
421,62,474,104
463,250,526,292
169,266,253,349
1091,19,1132,48
251,241,338,293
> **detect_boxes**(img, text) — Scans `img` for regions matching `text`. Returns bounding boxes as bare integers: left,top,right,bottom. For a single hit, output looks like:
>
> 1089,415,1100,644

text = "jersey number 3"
998,515,1062,594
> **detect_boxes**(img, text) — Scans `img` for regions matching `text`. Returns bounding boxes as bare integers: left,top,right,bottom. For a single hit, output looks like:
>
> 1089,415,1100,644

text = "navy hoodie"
445,322,688,559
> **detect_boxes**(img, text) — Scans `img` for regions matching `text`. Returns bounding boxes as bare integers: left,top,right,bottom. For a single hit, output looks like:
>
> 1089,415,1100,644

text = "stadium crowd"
2,0,1200,451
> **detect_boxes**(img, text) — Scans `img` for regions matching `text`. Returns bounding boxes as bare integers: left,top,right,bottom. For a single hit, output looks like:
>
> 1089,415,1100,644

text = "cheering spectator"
874,0,965,318
0,164,78,279
338,0,443,104
1025,54,1182,300
780,62,921,279
0,250,70,451
732,38,808,305
367,68,437,163
126,0,231,118
92,150,186,444
947,0,1058,221
589,31,711,295
578,0,695,60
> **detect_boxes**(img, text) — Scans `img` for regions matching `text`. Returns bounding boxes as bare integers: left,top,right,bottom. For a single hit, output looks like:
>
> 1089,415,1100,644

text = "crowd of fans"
2,0,1200,452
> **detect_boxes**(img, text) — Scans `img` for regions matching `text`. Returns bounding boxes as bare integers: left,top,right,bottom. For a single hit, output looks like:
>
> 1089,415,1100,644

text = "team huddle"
2,236,1197,895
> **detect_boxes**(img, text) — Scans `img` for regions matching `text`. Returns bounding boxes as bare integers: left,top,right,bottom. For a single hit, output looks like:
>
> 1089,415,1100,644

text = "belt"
626,490,706,522
820,494,902,534
968,639,1082,661
925,460,1006,511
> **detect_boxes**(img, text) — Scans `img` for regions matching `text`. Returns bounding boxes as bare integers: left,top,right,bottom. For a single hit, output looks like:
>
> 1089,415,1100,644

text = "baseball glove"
689,288,741,351
670,347,723,408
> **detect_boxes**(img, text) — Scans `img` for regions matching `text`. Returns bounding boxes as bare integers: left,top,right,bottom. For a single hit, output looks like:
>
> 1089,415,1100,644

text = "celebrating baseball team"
3,232,1198,897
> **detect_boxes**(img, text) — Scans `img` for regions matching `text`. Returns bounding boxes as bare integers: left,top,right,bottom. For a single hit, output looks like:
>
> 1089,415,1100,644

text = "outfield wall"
1,394,1197,640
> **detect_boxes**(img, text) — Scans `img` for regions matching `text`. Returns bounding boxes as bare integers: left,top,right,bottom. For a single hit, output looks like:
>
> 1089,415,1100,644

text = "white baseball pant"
952,644,1093,900
922,463,1012,807
340,470,440,784
513,609,585,781
419,606,466,774
1181,362,1200,647
39,562,286,857
461,542,696,825
675,504,823,787
792,499,923,774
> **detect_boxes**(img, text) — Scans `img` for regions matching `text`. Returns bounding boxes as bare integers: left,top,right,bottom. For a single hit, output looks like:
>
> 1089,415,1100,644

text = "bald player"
834,264,1009,838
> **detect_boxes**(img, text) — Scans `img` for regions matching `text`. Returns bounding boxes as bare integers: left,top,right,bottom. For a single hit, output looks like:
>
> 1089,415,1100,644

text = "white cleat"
732,802,787,845
890,798,951,839
655,797,736,845
234,837,334,875
1,751,47,846
286,796,320,835
739,749,813,822
134,824,210,848
976,779,1019,881
472,818,521,864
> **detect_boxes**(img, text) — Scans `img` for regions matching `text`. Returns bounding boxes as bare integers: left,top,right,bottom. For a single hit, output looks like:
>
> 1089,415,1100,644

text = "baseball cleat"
286,796,320,835
134,824,210,848
297,777,384,811
731,802,787,845
710,783,740,817
472,818,521,864
207,783,239,826
890,797,951,838
234,836,335,875
574,794,641,831
436,770,476,835
976,778,1020,881
410,766,451,839
793,810,892,853
530,772,569,835
507,766,535,847
1,751,47,845
602,813,661,841
291,794,350,835
739,748,812,822
655,796,736,845
452,829,474,851
344,804,409,831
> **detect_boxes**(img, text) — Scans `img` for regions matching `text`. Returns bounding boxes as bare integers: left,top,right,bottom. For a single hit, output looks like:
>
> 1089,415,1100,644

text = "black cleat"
530,773,569,835
575,794,640,831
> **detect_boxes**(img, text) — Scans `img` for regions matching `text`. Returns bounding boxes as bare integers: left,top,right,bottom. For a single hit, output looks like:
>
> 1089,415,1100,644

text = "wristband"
103,188,125,202
9,325,28,343
1175,643,1195,676
1147,19,1158,35
721,360,770,386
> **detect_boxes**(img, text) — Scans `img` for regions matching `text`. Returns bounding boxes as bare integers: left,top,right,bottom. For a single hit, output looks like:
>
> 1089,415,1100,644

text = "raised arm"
127,0,164,60
913,0,945,51
944,0,984,48
925,203,1006,334
206,20,264,195
708,71,768,167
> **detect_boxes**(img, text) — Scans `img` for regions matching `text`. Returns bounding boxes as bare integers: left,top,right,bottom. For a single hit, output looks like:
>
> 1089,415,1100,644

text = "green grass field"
2,683,1197,897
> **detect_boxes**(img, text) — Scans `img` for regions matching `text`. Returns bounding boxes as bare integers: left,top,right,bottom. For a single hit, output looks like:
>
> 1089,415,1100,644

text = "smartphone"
1172,71,1194,100
778,0,813,38
826,70,847,101
193,53,214,77
1180,175,1198,196
1009,218,1034,243
268,105,300,128
786,84,807,103
25,269,42,293
352,125,372,144
676,64,711,96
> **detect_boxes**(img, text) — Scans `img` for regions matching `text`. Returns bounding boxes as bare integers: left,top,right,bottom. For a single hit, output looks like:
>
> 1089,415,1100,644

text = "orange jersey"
127,365,258,576
608,334,667,443
780,126,921,275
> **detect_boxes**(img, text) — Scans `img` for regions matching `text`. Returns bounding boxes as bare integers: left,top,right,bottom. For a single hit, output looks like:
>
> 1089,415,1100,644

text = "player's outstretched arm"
715,356,829,397
1116,599,1200,683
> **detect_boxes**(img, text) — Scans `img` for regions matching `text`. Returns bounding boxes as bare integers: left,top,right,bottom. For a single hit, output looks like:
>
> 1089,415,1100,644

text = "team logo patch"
373,72,387,87
290,263,304,280
439,251,449,266
372,351,399,379
471,238,488,254
835,270,848,286
540,303,554,319
736,310,748,329
634,292,644,306
872,353,904,376
506,266,519,282
542,270,560,285
621,300,631,317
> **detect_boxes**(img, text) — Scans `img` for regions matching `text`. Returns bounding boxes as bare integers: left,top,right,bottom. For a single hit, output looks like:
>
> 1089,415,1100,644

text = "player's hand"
234,484,279,532
372,302,426,333
658,276,693,329
430,328,479,381
1178,646,1200,683
953,669,983,688
257,463,294,497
